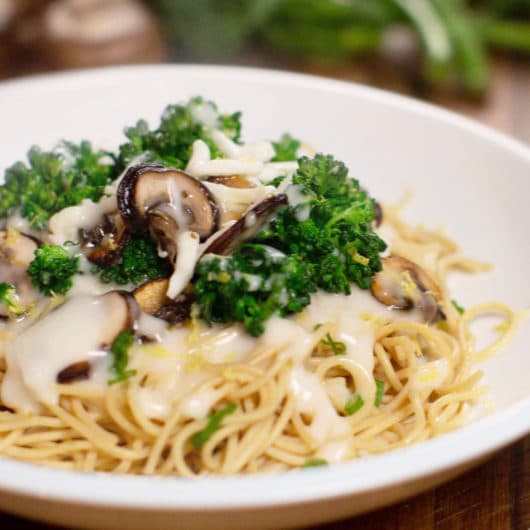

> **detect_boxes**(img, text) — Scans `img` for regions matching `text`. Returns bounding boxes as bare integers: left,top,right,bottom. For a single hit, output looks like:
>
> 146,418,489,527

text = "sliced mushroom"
57,361,90,384
133,278,195,325
0,230,40,318
207,175,255,189
56,290,140,384
80,212,130,266
100,290,140,347
154,292,195,325
133,278,169,315
204,194,288,256
118,163,218,241
371,256,445,323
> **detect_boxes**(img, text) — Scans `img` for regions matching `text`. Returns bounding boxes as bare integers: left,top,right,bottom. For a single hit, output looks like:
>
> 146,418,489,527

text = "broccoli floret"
27,245,80,296
259,154,386,293
117,96,242,171
0,142,114,230
0,282,26,317
194,244,316,336
272,133,300,162
194,154,386,335
95,233,172,286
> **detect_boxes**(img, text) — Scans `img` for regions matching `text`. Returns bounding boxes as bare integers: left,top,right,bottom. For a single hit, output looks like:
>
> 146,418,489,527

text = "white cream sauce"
203,181,276,225
186,140,263,179
167,231,201,298
48,195,116,245
1,296,113,412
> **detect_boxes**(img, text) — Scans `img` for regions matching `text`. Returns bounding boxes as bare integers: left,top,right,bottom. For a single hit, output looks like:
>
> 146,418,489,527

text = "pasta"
0,99,521,476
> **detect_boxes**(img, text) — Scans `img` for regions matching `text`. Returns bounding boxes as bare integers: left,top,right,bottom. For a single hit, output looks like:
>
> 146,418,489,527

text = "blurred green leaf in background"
152,0,530,97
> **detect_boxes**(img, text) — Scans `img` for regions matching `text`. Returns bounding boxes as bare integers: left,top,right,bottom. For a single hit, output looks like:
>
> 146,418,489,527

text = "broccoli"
0,142,114,230
0,282,26,317
94,233,172,286
259,154,386,293
194,154,385,335
272,133,300,162
117,96,242,171
27,245,80,296
194,244,316,336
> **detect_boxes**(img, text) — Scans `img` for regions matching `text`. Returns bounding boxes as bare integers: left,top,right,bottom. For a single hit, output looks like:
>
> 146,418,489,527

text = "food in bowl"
0,97,518,476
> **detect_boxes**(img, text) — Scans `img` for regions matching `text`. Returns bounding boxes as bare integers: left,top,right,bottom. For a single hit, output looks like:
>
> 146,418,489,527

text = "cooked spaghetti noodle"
0,200,520,476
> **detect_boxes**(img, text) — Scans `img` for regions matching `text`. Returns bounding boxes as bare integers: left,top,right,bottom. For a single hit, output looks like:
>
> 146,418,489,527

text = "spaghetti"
0,199,520,476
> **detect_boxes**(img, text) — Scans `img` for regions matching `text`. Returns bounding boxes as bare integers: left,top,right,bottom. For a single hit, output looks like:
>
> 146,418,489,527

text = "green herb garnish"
109,331,136,385
303,458,328,468
451,299,465,315
344,394,365,415
272,133,300,162
374,379,385,407
321,333,346,355
191,403,237,449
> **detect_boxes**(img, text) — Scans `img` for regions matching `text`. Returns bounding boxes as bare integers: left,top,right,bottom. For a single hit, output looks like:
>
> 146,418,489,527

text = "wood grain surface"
0,59,528,530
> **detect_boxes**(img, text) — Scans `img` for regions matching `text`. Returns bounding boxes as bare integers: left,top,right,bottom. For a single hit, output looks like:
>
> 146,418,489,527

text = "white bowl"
0,65,529,530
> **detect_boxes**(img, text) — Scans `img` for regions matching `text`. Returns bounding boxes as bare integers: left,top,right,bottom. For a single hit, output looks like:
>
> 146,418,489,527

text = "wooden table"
0,59,529,529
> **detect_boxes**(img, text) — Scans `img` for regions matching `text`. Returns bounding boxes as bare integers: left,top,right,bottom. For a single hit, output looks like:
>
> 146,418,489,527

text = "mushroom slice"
55,291,140,384
371,256,445,323
133,278,169,315
99,290,140,347
204,194,288,256
154,292,195,325
117,163,219,242
207,175,255,189
80,212,130,267
134,278,195,325
57,361,90,384
0,230,40,318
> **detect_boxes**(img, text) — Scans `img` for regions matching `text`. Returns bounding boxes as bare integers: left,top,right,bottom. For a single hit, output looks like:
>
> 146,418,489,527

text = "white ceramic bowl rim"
0,65,529,512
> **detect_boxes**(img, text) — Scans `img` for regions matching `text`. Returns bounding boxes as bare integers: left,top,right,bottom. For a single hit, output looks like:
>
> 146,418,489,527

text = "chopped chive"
451,299,465,315
374,379,385,407
108,330,136,385
191,403,237,449
344,394,364,415
321,333,346,355
313,323,323,331
303,458,328,468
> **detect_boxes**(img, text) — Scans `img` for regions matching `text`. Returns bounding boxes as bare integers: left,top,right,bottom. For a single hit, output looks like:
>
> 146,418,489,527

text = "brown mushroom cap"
40,0,166,69
99,290,139,346
80,212,130,267
117,164,219,253
0,230,40,318
371,255,445,324
204,194,288,256
133,278,169,315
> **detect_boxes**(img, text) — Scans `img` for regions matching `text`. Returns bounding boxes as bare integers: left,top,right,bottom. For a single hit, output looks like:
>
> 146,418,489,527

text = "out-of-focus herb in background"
153,0,530,97
1,0,528,99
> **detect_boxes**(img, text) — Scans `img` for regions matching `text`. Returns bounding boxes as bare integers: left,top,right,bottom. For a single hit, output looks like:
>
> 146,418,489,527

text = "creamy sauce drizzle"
2,296,112,412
